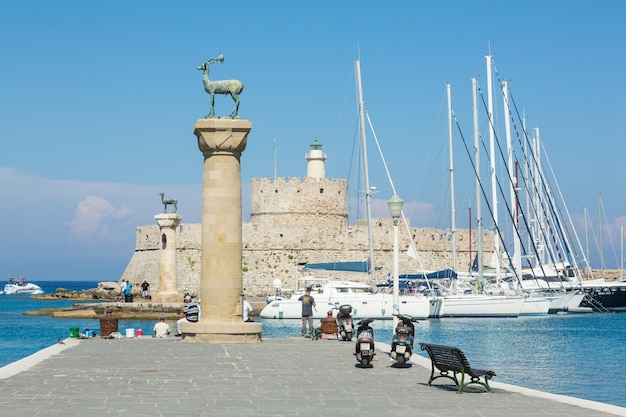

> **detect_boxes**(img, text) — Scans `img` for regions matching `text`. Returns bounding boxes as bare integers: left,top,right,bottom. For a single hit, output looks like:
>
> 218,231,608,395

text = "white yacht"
259,278,435,320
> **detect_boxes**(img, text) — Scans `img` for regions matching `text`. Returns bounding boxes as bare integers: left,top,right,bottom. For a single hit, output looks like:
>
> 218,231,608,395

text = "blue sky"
2,1,625,281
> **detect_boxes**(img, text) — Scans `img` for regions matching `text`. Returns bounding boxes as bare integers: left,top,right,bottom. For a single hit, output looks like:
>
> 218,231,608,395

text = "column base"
152,292,182,303
180,320,262,343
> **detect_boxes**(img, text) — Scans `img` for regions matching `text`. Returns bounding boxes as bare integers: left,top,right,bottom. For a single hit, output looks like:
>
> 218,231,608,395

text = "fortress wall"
120,216,495,298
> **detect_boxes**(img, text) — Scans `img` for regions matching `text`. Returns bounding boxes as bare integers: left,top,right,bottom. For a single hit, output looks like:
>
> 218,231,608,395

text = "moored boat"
579,279,626,311
259,278,434,320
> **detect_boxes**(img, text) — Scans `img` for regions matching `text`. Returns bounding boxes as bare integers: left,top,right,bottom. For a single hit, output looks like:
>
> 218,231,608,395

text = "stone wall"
250,177,349,228
120,216,495,298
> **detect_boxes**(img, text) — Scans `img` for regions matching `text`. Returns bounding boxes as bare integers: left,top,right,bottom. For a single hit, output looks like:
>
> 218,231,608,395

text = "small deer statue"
159,193,178,213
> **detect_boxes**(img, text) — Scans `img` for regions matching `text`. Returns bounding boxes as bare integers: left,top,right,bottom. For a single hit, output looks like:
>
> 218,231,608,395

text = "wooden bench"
419,342,496,393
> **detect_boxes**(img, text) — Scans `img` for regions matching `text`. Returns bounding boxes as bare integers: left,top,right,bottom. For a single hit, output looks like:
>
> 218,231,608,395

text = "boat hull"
3,283,44,295
440,295,524,318
260,295,432,320
520,296,551,316
580,280,626,311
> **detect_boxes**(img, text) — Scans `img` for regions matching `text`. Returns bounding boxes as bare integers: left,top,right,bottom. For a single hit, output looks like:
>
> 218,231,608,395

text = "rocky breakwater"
33,281,122,301
26,281,185,319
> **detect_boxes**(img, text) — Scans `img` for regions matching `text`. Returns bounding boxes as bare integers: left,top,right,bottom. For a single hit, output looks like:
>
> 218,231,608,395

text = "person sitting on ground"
153,315,170,338
243,295,254,322
320,310,338,339
175,295,200,336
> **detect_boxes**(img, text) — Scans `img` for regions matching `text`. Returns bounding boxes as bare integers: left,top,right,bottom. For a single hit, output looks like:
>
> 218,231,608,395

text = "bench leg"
457,373,493,394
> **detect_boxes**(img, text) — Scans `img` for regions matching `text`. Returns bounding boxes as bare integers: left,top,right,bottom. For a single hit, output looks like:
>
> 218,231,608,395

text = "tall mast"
355,59,376,286
446,83,457,272
503,81,521,278
598,193,604,278
472,77,484,288
584,206,590,277
485,54,501,280
619,225,624,281
532,128,544,266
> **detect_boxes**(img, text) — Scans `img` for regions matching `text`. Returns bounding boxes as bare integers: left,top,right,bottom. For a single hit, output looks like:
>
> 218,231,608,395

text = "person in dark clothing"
298,287,316,337
141,280,150,299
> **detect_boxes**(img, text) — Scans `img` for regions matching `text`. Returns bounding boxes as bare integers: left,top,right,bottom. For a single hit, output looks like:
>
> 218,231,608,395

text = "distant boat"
2,277,44,295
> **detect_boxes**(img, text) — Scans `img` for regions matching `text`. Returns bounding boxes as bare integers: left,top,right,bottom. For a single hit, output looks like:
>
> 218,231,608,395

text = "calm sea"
1,281,625,408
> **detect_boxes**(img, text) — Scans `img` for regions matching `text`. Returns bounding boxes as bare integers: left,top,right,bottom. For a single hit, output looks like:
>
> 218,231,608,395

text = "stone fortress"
121,140,494,298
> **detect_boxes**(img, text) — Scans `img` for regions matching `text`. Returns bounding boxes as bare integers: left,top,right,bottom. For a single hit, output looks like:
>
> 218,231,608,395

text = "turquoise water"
1,281,625,408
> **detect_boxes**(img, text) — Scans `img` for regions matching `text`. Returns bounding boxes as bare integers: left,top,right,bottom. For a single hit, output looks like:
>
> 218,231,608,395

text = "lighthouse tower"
305,139,327,179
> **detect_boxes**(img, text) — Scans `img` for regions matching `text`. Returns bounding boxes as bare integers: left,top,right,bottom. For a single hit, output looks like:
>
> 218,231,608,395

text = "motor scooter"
354,318,375,368
390,314,418,367
336,304,354,341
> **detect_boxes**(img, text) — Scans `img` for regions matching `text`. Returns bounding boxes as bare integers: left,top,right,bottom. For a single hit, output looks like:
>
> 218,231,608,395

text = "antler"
207,54,225,65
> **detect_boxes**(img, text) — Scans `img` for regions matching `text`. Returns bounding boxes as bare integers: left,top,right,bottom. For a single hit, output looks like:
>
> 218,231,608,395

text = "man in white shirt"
153,316,170,338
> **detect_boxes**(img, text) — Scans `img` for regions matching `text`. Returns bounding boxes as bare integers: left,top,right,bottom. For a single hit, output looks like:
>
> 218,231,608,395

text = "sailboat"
429,76,525,318
260,59,435,320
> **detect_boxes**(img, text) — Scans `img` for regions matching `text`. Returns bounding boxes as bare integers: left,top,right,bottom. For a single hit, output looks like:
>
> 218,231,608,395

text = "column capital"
193,118,252,155
154,213,182,229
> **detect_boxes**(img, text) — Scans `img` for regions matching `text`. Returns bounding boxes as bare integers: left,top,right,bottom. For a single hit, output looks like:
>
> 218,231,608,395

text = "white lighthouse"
305,139,327,179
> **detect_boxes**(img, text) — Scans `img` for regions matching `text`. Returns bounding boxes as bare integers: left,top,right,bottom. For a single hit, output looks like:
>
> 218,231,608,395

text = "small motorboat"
3,277,44,295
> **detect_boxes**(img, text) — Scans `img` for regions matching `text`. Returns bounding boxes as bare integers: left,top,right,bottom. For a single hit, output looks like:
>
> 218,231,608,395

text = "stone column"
152,213,182,303
181,118,262,342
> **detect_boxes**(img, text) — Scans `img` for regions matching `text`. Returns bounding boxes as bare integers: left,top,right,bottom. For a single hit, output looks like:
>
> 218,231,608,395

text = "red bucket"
136,329,144,337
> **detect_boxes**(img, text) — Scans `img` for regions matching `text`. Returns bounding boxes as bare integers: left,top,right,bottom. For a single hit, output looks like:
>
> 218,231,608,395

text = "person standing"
242,295,254,322
153,315,170,338
298,287,316,338
125,281,132,301
120,280,127,299
141,280,150,299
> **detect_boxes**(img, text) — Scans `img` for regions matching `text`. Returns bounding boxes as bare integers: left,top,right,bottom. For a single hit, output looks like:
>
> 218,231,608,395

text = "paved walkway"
0,336,625,417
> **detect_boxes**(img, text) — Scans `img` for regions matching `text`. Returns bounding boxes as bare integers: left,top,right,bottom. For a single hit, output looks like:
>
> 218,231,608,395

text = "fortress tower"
250,140,348,229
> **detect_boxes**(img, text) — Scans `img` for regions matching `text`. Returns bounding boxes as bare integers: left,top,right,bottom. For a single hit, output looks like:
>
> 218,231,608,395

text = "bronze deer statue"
197,54,244,118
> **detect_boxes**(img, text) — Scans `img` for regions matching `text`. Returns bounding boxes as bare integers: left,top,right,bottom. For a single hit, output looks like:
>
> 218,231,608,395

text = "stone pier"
181,118,262,342
152,213,182,303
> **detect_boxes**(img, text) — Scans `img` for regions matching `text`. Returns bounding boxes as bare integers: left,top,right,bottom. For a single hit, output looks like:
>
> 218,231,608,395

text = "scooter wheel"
361,358,369,368
396,355,406,367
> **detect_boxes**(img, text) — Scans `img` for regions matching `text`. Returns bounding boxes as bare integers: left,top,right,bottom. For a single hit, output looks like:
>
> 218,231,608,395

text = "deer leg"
207,94,215,118
229,93,240,117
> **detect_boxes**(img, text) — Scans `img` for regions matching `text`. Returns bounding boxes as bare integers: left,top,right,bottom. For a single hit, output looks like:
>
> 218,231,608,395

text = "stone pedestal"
181,118,262,342
152,213,182,303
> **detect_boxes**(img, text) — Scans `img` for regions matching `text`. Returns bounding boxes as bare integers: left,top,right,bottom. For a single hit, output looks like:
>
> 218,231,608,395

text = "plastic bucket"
85,330,95,338
136,329,144,337
125,328,135,338
69,327,79,338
